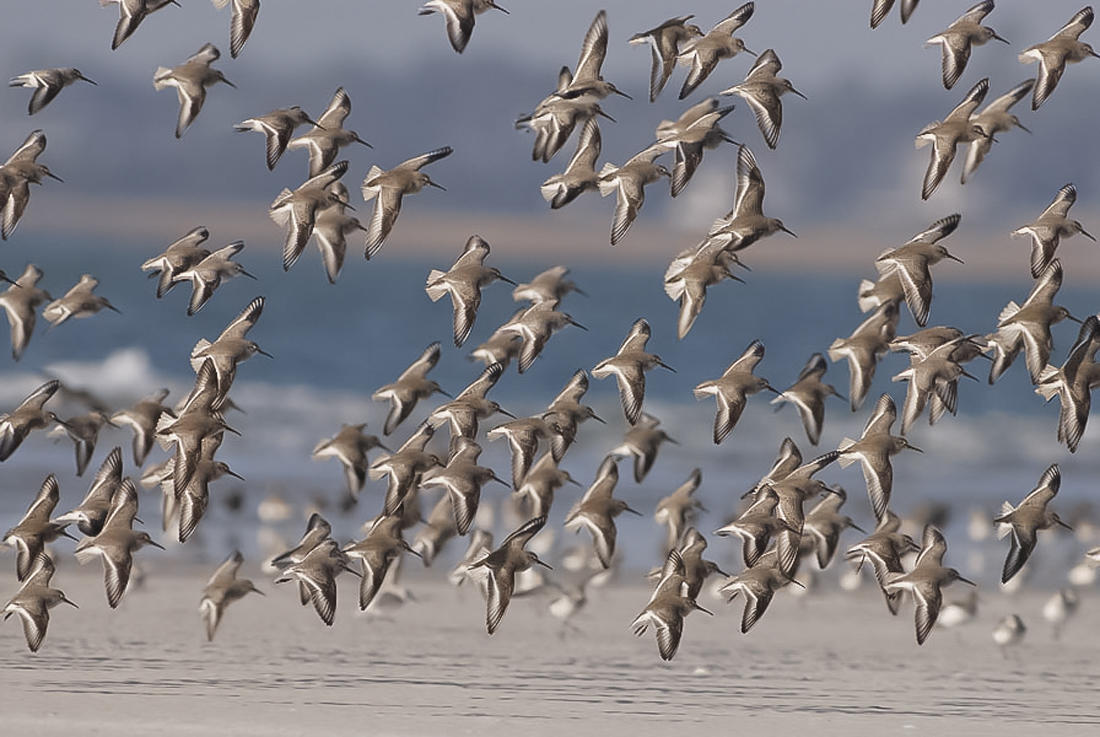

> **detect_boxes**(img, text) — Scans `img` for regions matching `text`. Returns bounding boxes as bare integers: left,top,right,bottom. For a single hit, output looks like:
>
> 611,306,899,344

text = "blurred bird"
963,79,1034,183
829,302,900,412
1042,588,1079,639
3,475,74,581
654,469,705,553
0,379,63,462
43,274,119,328
48,410,116,476
564,456,640,569
211,0,261,58
200,550,263,641
992,613,1027,652
172,241,255,316
512,266,586,305
628,15,704,102
609,412,677,483
372,342,449,436
0,264,51,360
312,424,389,500
112,388,174,466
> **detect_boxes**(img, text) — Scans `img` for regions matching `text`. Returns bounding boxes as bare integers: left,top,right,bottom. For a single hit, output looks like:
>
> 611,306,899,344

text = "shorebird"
663,240,745,340
629,15,704,102
720,549,799,634
551,10,630,101
449,528,493,593
309,182,367,283
111,388,173,466
693,340,777,445
142,226,211,299
487,415,553,488
0,129,61,240
211,0,260,58
343,509,420,610
512,266,586,305
540,117,602,209
1036,315,1099,453
986,259,1079,384
420,437,507,535
412,492,460,565
158,361,238,495
0,379,63,462
54,448,124,537
676,3,756,100
288,87,372,178
0,264,51,360
1020,6,1098,110
74,480,165,609
467,515,550,634
269,513,331,572
541,370,603,459
273,538,358,626
372,342,449,436
48,410,116,476
426,235,516,346
609,412,677,483
937,589,978,629
668,527,725,599
102,0,179,50
3,475,74,581
597,144,670,245
235,106,323,171
924,2,1008,90
995,464,1072,583
189,296,269,403
1042,588,1079,639
963,79,1033,183
515,451,579,518
172,240,255,315
1012,184,1095,278
915,78,989,199
200,550,262,641
990,614,1026,654
419,0,509,54
632,549,712,660
593,318,675,425
494,301,587,373
760,450,839,577
654,97,738,196
270,161,352,273
771,353,845,446
174,447,243,543
470,325,523,369
427,361,512,439
883,525,975,645
361,146,452,258
2,554,77,652
802,487,865,569
838,394,922,520
313,424,389,499
870,0,920,28
705,145,795,253
714,488,794,567
153,43,235,139
873,214,964,326
891,326,988,368
9,68,97,115
846,510,922,615
721,49,805,149
654,469,705,553
564,456,640,569
892,334,979,433
370,422,443,514
42,274,119,328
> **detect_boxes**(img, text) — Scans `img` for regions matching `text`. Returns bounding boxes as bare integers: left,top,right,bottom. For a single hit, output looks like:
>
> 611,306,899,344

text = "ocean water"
0,236,1096,573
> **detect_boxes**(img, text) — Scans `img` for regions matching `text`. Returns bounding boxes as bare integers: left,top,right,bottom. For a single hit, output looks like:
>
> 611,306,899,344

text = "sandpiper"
760,450,839,577
874,214,964,326
141,226,211,299
937,589,978,629
313,424,389,500
470,325,523,369
427,361,512,439
564,456,641,568
419,0,509,54
1042,588,1079,639
153,43,235,139
828,303,900,412
426,235,516,347
714,488,793,567
720,548,798,634
676,3,756,100
0,264,51,360
467,515,550,634
994,463,1072,583
893,334,980,433
343,509,421,610
963,79,1034,183
419,437,507,535
654,97,738,196
1035,315,1098,453
175,448,243,544
43,274,120,328
412,492,460,565
654,469,705,553
172,241,255,316
158,361,237,495
1019,6,1098,110
883,525,975,645
664,241,745,340
632,549,711,660
9,68,97,115
288,87,372,178
54,448,124,537
705,145,795,253
2,554,77,652
924,2,1008,90
309,181,367,283
721,49,805,149
515,451,579,518
771,353,845,446
211,0,261,58
3,475,74,581
541,369,603,459
189,296,269,403
916,78,989,199
0,379,63,462
103,0,179,50
517,79,615,164
512,266,586,305
270,513,332,571
1012,184,1094,278
540,117,602,209
361,146,453,258
870,0,920,28
628,16,704,102
370,422,443,514
373,342,449,436
838,394,922,520
593,318,675,425
846,509,921,615
802,487,865,569
111,388,173,466
693,340,777,444
270,161,352,273
494,300,587,374
597,144,670,245
273,538,359,626
487,415,553,488
235,106,323,171
609,412,677,483
200,550,263,640
48,410,116,476
992,614,1026,651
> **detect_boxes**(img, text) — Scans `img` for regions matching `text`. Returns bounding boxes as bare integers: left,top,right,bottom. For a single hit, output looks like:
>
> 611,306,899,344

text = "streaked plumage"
3,475,74,581
596,144,670,245
419,0,509,54
211,0,261,58
287,87,372,178
0,379,62,462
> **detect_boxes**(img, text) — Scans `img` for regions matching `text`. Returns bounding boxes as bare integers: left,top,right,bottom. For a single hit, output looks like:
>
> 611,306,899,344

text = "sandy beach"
2,563,1097,736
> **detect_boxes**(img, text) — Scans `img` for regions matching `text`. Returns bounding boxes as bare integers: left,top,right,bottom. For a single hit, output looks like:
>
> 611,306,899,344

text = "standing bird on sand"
235,106,323,171
102,0,179,50
720,49,806,150
467,515,551,634
361,147,453,258
564,456,641,569
962,79,1033,183
873,214,965,326
42,274,120,328
0,379,63,462
2,554,77,652
372,342,449,437
1012,184,1095,279
694,340,777,445
312,424,389,500
0,264,51,360
995,464,1072,584
628,15,704,102
593,318,675,425
870,0,920,29
1035,315,1100,453
837,393,922,520
631,549,712,660
924,1,1008,90
915,77,989,200
425,235,516,347
1019,6,1099,110
9,68,97,115
153,44,236,139
675,4,756,100
288,87,372,178
883,525,976,645
211,0,261,59
597,144,670,245
771,353,846,446
200,550,263,641
419,0,509,55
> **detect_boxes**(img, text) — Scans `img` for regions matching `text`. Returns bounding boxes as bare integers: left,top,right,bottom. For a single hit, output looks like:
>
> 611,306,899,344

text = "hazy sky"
1,1,1097,265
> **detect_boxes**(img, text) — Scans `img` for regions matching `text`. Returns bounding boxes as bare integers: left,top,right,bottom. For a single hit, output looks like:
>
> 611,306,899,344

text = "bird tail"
189,339,212,372
836,438,858,466
856,279,877,312
424,270,449,301
995,502,1015,538
152,67,173,89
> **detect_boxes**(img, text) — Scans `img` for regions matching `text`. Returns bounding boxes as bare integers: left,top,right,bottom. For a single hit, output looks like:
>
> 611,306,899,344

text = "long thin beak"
148,539,167,550
624,505,644,516
905,441,924,453
535,558,553,570
61,595,79,608
569,318,588,331
490,1,510,14
850,522,867,534
498,275,518,286
992,32,1010,44
1016,121,1032,134
226,469,246,481
240,269,258,280
566,476,582,487
1056,518,1074,531
590,413,606,424
81,76,98,86
833,391,849,402
695,603,714,615
46,171,63,182
257,348,274,359
743,48,757,57
665,436,680,446
780,225,797,237
957,575,977,586
436,388,454,399
790,87,808,100
354,134,373,148
657,359,676,373
223,424,242,436
946,253,965,264
252,587,266,596
1080,228,1096,241
0,274,15,285
573,286,588,297
596,109,616,123
377,442,393,453
427,180,446,191
497,407,517,419
1066,313,1083,324
305,117,325,130
613,87,633,100
961,370,979,382
222,79,237,89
